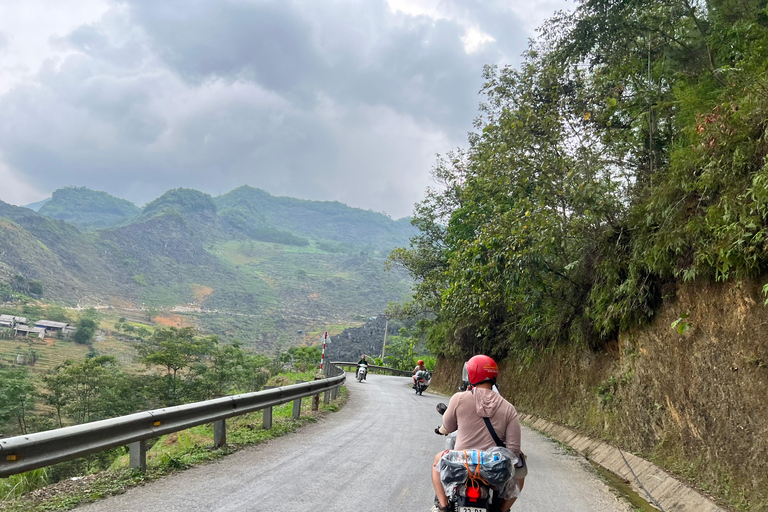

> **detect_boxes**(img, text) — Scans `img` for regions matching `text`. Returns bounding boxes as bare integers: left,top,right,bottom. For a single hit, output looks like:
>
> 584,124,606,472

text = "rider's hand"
435,426,443,435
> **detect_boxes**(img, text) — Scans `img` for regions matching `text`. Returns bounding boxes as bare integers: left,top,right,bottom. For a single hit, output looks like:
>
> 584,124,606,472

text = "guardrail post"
262,386,276,430
324,390,330,404
293,381,304,419
213,419,226,448
129,440,146,472
312,376,321,411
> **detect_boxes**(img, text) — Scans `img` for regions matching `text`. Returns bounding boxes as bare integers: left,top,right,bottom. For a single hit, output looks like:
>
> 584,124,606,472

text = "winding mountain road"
77,374,632,512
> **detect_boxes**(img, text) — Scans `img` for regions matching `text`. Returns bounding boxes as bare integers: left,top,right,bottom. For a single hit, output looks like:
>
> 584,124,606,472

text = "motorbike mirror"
436,403,447,415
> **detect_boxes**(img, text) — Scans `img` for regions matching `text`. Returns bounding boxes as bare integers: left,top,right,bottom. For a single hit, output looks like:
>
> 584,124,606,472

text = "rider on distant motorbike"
356,355,370,380
431,355,524,512
412,359,427,388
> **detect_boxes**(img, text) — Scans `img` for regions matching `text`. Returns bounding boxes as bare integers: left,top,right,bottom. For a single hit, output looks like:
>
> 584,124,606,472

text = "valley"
0,186,414,351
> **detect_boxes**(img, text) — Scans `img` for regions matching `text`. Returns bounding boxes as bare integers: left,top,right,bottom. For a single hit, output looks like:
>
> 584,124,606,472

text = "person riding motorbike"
430,355,524,512
356,355,370,380
412,359,427,388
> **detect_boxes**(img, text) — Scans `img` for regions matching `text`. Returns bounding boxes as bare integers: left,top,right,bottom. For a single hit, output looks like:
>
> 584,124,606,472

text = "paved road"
78,374,632,512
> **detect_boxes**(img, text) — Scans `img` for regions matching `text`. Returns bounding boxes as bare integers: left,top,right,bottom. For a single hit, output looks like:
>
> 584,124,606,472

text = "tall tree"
0,367,37,435
139,327,217,405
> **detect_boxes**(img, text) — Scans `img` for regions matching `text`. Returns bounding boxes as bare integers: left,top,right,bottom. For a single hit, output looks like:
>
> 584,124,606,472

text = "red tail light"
466,486,480,501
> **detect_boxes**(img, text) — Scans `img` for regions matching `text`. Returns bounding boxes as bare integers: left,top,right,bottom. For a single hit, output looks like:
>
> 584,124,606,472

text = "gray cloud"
0,0,532,217
125,0,512,131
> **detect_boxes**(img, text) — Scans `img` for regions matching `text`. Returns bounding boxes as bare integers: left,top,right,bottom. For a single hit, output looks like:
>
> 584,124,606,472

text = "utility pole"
380,316,389,361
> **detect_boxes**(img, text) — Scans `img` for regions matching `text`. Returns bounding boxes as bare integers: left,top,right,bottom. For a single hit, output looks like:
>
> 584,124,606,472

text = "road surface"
77,374,632,511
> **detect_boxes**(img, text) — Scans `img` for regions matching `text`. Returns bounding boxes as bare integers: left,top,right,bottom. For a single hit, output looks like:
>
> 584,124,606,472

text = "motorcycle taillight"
458,484,489,501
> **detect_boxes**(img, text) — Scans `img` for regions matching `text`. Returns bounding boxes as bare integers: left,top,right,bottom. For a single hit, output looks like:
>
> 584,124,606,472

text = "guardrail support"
213,419,226,448
324,390,330,404
129,440,146,472
292,381,304,419
292,398,301,419
262,386,276,430
312,376,320,411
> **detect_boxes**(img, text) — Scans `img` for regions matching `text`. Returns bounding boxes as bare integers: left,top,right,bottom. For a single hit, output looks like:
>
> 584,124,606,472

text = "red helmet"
462,355,498,387
417,360,424,365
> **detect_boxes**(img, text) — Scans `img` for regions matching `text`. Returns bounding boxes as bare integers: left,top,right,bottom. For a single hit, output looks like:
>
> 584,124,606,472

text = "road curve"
77,374,631,512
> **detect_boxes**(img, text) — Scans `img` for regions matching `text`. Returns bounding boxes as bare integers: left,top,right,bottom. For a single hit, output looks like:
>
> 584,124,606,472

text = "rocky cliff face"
326,316,403,361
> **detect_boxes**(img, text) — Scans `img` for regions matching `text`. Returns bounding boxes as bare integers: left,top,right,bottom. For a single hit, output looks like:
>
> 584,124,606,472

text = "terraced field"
0,336,141,374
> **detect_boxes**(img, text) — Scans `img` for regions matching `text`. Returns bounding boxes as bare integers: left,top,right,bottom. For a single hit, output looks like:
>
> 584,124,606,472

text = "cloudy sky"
0,0,570,218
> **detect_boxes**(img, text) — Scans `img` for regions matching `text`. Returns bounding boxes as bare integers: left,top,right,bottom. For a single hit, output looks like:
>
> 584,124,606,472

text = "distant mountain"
215,186,417,252
24,198,51,212
141,188,217,221
38,187,140,230
0,200,124,300
0,186,415,349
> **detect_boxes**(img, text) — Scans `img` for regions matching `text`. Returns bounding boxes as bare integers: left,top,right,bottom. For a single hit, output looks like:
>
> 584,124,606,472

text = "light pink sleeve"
505,408,521,455
442,393,461,433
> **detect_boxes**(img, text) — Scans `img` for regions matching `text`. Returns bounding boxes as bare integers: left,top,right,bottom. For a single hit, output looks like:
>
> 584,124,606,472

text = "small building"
14,325,45,339
0,315,27,328
35,320,69,333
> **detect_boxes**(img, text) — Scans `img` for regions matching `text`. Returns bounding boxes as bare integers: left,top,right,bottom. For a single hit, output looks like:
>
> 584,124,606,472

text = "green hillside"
0,201,123,302
140,188,217,221
38,187,140,230
215,186,416,252
0,187,413,348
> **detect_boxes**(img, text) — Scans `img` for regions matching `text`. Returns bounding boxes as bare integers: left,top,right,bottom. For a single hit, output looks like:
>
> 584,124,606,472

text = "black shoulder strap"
482,417,505,447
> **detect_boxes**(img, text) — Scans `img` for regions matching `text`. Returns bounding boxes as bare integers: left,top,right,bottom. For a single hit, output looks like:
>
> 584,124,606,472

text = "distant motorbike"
356,363,368,382
414,370,431,395
433,403,526,512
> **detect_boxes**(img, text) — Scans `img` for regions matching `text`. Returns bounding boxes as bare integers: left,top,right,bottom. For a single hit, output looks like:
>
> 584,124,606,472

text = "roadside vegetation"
0,310,346,509
390,0,768,509
393,0,768,357
0,385,347,511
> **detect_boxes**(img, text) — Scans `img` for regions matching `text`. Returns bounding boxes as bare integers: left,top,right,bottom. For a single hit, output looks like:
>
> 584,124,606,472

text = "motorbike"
356,363,368,382
433,403,526,512
414,369,431,395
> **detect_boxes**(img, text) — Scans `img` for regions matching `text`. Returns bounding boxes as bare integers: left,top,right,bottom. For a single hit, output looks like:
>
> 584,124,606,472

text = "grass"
0,339,89,374
0,336,141,375
0,386,348,512
0,469,50,501
588,462,659,512
88,337,142,370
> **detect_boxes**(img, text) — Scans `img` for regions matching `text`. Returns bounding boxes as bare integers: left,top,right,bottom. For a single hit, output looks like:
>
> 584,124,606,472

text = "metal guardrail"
0,366,345,478
332,361,412,377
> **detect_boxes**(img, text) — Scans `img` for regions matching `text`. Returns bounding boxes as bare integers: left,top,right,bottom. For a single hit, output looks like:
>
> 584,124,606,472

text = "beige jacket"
441,387,521,454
